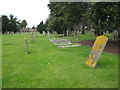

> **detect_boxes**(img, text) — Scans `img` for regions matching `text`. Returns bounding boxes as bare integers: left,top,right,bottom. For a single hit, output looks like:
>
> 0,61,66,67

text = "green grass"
51,32,112,44
2,33,118,88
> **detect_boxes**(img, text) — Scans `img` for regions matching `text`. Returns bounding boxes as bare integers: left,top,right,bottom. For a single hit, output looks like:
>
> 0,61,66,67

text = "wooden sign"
86,35,108,68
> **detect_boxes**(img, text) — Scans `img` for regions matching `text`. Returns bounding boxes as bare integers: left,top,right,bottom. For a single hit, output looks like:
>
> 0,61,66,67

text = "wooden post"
85,35,108,68
47,31,50,39
31,31,34,43
24,38,29,54
34,31,36,38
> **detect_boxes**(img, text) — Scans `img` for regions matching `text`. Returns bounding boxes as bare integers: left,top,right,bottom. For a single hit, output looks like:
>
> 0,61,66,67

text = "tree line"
37,2,120,37
2,14,27,34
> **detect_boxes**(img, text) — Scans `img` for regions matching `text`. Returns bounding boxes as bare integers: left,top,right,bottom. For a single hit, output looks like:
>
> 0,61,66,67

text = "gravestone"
67,30,69,37
50,39,72,45
55,31,57,34
106,31,109,33
112,30,118,41
42,31,46,37
71,31,75,38
76,30,79,40
47,31,50,38
7,32,10,34
85,35,108,68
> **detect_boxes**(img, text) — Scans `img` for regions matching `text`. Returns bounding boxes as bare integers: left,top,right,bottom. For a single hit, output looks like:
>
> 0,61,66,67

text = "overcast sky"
0,0,50,28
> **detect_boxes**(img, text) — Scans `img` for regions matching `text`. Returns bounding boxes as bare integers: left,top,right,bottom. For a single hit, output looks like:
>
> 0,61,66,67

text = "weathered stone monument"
112,30,118,41
76,30,79,40
47,31,50,38
86,35,108,68
42,31,46,37
67,30,69,37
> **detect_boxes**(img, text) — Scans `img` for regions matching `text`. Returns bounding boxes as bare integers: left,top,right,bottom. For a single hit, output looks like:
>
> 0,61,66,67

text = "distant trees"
2,14,20,34
32,26,35,29
9,14,19,33
46,2,120,36
46,2,90,35
2,14,29,34
19,20,27,29
86,2,120,36
2,15,10,33
0,16,2,33
36,21,47,33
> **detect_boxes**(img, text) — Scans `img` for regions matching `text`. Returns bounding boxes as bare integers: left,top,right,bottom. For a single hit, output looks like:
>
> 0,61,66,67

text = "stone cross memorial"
85,35,108,68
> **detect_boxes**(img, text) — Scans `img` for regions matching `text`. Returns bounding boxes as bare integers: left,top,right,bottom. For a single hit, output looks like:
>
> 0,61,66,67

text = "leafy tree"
2,15,10,33
37,21,47,33
32,26,35,29
0,16,1,33
47,2,120,37
47,2,90,35
9,14,19,33
86,2,120,36
19,20,27,28
2,14,20,33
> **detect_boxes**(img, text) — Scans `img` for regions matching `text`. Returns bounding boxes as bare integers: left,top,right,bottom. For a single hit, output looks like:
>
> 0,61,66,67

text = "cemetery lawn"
2,33,118,88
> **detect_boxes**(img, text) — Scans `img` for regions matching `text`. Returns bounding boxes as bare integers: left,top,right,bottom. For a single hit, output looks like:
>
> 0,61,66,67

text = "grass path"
2,33,118,88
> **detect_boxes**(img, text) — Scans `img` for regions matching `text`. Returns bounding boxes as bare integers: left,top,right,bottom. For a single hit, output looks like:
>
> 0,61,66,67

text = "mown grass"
2,33,118,88
65,32,112,44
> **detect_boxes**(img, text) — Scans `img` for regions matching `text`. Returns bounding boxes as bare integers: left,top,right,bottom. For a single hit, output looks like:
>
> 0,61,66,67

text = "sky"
0,0,50,28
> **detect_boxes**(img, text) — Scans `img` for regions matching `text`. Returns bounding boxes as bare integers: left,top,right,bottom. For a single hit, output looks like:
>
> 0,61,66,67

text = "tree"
37,21,47,33
2,15,10,33
2,14,20,34
0,16,2,33
86,2,120,36
47,2,120,37
19,20,27,28
32,26,35,29
47,2,90,35
9,14,19,33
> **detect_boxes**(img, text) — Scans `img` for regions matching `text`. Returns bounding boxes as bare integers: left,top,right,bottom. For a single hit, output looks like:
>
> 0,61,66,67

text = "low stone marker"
85,35,108,68
112,30,118,41
59,44,81,48
43,31,46,37
47,31,50,38
67,30,69,37
24,38,29,54
50,39,72,45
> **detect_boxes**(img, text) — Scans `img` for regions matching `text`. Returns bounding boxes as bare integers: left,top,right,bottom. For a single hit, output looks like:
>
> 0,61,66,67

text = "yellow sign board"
86,35,108,68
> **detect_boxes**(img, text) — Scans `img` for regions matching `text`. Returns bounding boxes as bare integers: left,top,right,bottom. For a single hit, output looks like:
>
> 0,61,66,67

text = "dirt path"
77,40,119,55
